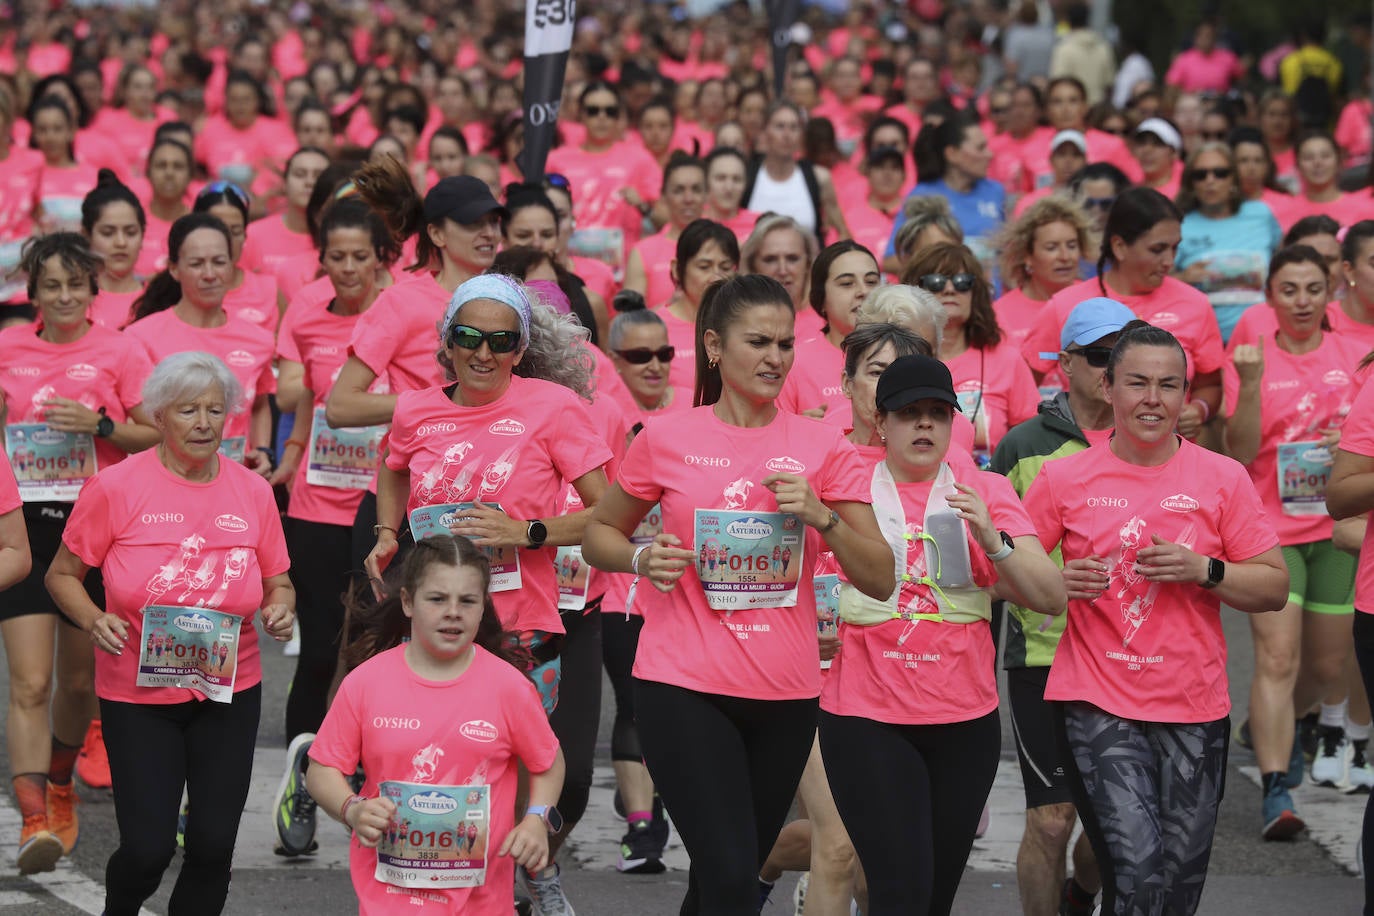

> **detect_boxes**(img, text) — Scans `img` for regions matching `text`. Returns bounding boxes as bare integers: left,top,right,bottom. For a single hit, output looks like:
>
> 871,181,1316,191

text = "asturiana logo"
225,349,255,367
407,790,459,815
460,720,499,743
489,418,526,436
1159,493,1199,513
30,429,67,446
215,514,249,532
1303,447,1333,465
1324,369,1351,387
65,363,97,381
174,612,215,633
766,456,806,474
726,517,775,540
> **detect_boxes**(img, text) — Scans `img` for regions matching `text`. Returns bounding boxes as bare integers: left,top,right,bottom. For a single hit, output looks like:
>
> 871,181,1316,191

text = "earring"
708,358,719,369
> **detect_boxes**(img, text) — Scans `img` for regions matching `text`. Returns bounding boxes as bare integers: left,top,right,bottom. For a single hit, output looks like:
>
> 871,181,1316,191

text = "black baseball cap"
876,354,961,412
423,175,508,225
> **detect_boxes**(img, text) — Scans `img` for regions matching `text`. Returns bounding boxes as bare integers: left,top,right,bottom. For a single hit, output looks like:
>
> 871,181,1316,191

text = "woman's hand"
39,398,101,435
364,531,400,599
447,501,529,548
641,532,695,593
88,612,130,655
1176,261,1211,285
1319,426,1342,449
1232,340,1265,388
261,603,295,641
762,473,828,529
1063,556,1109,601
245,448,273,478
818,631,842,662
1175,402,1209,440
499,814,551,872
946,483,999,555
1135,533,1207,585
347,796,397,849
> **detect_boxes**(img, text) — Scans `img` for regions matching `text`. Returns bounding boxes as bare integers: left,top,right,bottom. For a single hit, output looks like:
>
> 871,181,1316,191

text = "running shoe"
46,782,79,855
1311,727,1351,788
1299,712,1321,761
1058,878,1095,916
1261,784,1306,840
75,719,111,789
616,819,666,874
17,814,62,874
273,733,319,857
1347,739,1374,794
792,872,809,916
649,794,669,850
177,800,189,848
521,864,575,916
1232,718,1253,750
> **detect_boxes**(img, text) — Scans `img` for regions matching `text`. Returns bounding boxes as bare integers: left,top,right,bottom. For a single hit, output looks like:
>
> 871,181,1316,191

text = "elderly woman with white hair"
45,350,294,916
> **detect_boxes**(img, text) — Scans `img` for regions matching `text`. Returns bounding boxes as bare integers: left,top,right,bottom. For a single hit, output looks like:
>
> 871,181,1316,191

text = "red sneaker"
46,782,79,854
17,814,61,875
76,719,111,789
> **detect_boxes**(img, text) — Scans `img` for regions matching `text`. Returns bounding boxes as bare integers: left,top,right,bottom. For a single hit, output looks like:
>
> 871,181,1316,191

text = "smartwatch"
986,531,1014,563
526,519,549,549
95,415,116,438
1200,557,1225,589
526,804,564,834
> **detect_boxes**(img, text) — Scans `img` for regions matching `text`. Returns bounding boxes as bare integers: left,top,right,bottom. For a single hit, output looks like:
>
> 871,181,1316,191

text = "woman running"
82,172,147,329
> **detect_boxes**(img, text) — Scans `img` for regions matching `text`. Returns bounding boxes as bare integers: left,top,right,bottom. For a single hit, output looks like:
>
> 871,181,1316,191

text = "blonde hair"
995,196,1095,288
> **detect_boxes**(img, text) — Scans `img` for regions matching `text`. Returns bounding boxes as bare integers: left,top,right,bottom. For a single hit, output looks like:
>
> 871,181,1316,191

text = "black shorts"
6,502,102,626
1007,666,1072,808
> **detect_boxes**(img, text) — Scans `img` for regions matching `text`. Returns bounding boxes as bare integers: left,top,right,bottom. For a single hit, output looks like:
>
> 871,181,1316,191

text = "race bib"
305,406,385,490
376,781,490,889
410,503,521,591
813,573,840,671
218,436,247,464
5,424,97,501
554,545,589,611
693,509,803,610
136,605,240,703
1277,441,1332,516
567,227,625,272
631,503,664,545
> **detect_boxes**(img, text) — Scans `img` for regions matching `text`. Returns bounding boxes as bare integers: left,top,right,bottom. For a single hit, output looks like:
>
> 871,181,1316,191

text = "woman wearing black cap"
819,353,1064,916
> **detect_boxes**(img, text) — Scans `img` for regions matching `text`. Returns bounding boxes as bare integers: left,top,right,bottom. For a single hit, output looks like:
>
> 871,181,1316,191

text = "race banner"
765,0,802,99
518,0,577,185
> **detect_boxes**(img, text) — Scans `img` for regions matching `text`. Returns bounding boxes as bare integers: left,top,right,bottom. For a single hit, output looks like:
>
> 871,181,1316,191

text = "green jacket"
988,393,1091,669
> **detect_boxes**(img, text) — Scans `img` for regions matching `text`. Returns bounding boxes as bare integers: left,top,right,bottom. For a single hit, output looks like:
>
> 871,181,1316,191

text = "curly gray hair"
436,303,596,400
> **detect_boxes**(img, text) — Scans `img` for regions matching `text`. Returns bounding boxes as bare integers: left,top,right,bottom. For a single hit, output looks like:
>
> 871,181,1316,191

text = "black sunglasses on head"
1068,346,1112,368
615,346,675,365
918,273,976,294
447,325,522,353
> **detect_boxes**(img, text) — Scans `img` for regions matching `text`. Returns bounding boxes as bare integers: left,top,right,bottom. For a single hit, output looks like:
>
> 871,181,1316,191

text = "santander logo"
460,720,499,743
489,418,526,436
1159,493,1199,513
215,513,249,532
225,349,255,367
766,456,806,474
65,363,97,382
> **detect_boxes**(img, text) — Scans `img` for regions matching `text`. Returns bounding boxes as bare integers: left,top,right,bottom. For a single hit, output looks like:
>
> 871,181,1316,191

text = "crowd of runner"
4,0,1374,914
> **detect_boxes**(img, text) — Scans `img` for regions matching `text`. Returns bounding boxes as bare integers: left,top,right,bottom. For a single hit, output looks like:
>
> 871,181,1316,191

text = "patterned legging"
1055,702,1229,916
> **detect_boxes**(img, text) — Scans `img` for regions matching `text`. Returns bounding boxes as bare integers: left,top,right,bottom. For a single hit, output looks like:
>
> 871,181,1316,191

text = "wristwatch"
526,804,564,834
95,415,116,438
1200,557,1225,589
986,531,1015,563
526,519,548,549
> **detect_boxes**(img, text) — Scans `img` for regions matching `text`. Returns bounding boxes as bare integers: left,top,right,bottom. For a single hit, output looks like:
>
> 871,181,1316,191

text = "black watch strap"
95,415,116,438
1201,557,1225,589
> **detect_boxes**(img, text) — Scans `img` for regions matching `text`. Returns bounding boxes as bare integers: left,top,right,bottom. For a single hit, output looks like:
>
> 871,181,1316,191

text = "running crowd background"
4,0,1374,914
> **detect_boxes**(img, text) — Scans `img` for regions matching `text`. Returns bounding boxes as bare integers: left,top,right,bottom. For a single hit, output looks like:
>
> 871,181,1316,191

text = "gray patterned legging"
1055,702,1229,916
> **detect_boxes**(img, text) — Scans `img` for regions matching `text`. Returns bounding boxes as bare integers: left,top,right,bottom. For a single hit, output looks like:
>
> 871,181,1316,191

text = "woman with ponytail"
82,170,147,329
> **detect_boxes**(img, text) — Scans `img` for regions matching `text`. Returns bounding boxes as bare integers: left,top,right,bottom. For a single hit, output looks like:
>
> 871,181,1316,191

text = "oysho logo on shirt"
141,512,186,524
1160,493,1199,513
215,513,249,532
310,345,339,357
417,422,458,437
489,418,526,436
460,720,499,743
65,363,97,382
1324,369,1351,387
685,455,731,467
1086,496,1129,508
225,349,255,367
6,366,39,376
766,456,806,474
1267,379,1301,392
372,716,422,730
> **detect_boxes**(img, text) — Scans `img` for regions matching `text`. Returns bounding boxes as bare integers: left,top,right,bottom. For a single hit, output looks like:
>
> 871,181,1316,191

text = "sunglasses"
1068,346,1112,368
615,346,675,364
200,180,249,209
1189,166,1233,182
447,324,522,353
918,273,976,294
1082,196,1116,211
584,105,620,119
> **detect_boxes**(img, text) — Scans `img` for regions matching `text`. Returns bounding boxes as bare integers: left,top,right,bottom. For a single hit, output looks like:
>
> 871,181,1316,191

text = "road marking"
1239,766,1363,875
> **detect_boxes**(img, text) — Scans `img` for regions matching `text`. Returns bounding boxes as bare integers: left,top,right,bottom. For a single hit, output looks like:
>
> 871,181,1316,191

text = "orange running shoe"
17,814,62,874
75,719,111,789
46,782,79,854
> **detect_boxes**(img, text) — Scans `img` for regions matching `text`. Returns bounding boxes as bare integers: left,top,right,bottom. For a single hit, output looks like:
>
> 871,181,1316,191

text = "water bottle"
923,464,974,588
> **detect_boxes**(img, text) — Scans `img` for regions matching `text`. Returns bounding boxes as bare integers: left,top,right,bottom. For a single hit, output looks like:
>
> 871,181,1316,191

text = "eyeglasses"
447,324,522,353
584,105,620,119
1081,196,1116,211
615,346,675,364
1068,346,1112,368
1189,166,1233,182
918,273,976,294
200,180,249,209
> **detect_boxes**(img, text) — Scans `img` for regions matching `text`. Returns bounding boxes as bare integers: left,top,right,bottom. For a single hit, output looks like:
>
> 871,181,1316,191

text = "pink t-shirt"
1165,48,1243,94
222,269,280,334
1023,276,1225,381
193,115,295,185
947,341,1041,453
616,407,872,700
1336,100,1373,168
821,468,1035,725
136,211,177,279
777,335,846,429
545,141,660,266
842,200,898,266
0,147,43,300
1023,439,1278,722
309,645,559,916
0,323,152,471
707,208,762,246
1268,191,1373,233
0,458,18,513
91,108,171,179
1022,129,1142,189
653,305,698,393
39,163,100,233
90,288,142,330
584,341,640,423
989,127,1054,196
277,276,337,363
123,309,276,444
630,230,679,309
241,214,315,278
62,448,290,703
812,96,884,148
1227,301,1374,355
348,273,450,394
384,379,613,634
993,287,1051,355
1222,332,1365,545
1338,380,1374,612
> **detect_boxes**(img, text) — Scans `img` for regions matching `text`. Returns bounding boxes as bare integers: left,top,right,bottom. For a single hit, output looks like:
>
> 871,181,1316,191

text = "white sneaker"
521,864,574,916
1311,727,1351,789
1346,739,1374,794
283,623,301,657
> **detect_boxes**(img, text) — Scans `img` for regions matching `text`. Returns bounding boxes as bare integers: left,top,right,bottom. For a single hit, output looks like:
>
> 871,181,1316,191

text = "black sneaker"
1299,712,1321,762
1059,878,1095,916
617,819,666,874
649,794,669,850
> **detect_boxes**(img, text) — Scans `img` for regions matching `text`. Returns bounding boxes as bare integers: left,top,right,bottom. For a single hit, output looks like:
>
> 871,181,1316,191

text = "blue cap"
1038,297,1136,360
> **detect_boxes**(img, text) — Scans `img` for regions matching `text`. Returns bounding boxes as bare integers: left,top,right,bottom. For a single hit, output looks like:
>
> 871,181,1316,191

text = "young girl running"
306,534,565,914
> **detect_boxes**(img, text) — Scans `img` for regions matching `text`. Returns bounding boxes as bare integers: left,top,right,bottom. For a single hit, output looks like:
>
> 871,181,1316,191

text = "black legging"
819,709,1000,916
602,611,644,761
634,679,817,916
1353,611,1374,915
284,517,354,740
548,601,602,826
101,685,261,916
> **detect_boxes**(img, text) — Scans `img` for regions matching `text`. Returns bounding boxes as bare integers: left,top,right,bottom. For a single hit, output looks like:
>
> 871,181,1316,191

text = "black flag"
765,0,801,99
517,0,577,185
